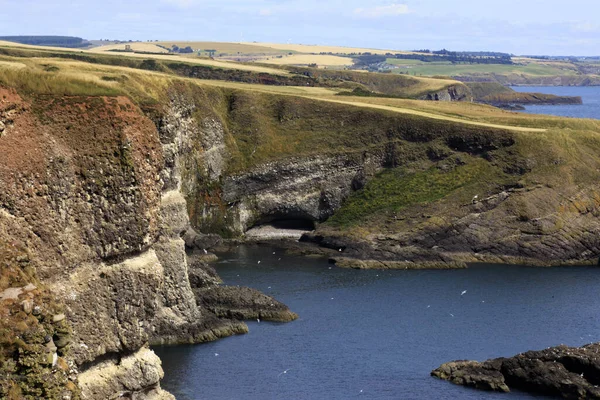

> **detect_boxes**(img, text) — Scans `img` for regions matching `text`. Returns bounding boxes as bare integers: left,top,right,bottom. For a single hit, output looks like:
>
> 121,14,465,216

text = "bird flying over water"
461,290,467,296
278,369,292,377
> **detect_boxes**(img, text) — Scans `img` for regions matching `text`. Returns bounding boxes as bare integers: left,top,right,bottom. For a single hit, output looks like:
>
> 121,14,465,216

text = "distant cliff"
466,82,582,107
457,74,600,87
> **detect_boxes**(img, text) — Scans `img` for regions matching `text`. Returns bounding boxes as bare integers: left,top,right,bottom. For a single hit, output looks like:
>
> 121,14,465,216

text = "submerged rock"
432,343,600,399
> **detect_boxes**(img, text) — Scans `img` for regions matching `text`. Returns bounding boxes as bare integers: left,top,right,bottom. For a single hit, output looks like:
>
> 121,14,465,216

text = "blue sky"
1,0,599,55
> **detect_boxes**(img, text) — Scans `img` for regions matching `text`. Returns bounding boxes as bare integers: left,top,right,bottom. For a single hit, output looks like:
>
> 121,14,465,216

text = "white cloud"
354,3,410,18
572,22,600,33
116,13,143,21
259,8,273,16
161,0,195,8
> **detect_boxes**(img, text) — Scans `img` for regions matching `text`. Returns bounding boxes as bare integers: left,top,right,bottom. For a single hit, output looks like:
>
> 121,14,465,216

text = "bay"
511,86,600,119
155,245,600,399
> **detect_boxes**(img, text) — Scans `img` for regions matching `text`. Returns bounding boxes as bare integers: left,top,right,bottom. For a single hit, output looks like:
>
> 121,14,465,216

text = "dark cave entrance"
268,218,316,231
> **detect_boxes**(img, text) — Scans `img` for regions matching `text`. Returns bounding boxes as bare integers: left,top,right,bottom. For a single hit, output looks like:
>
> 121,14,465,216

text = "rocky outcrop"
421,84,471,102
330,257,467,270
432,343,600,399
221,154,383,234
196,286,298,322
303,183,600,268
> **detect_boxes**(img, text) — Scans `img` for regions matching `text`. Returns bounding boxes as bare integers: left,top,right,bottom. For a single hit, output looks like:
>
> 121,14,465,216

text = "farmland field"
242,42,414,55
387,58,580,77
258,54,354,66
91,42,169,53
155,41,291,55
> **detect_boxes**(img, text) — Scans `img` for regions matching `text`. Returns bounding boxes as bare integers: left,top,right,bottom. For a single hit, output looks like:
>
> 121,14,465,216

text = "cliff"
466,82,582,107
1,51,600,399
0,83,294,399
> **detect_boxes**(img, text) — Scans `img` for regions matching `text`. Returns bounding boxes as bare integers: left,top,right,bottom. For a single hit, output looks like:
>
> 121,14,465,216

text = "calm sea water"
155,245,600,399
511,86,600,119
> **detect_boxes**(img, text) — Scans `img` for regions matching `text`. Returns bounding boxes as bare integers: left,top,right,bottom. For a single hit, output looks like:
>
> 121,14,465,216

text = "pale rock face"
200,118,228,182
57,250,164,367
78,347,174,400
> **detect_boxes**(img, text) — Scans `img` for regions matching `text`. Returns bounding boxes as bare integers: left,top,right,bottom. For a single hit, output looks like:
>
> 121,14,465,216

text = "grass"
0,53,553,135
313,96,545,132
328,95,600,132
327,158,503,227
0,41,292,76
0,62,121,96
387,59,580,77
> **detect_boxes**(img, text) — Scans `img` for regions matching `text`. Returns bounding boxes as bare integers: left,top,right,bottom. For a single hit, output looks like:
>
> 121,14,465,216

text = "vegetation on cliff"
0,241,78,399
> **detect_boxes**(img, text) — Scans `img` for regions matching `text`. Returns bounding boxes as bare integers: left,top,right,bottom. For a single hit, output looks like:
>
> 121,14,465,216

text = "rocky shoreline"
432,343,600,399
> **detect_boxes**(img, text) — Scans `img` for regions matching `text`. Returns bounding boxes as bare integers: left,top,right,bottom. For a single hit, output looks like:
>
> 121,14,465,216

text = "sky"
1,0,599,56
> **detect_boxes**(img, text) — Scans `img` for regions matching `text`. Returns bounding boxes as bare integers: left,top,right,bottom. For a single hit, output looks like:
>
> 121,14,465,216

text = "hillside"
2,39,598,85
1,45,600,399
0,42,470,101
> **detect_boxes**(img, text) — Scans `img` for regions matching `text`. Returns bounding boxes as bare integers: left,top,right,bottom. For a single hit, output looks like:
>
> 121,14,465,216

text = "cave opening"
268,218,316,231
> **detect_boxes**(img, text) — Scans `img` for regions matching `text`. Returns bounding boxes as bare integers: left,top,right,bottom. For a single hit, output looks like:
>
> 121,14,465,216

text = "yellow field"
88,50,290,75
91,43,168,53
258,54,354,66
0,41,292,76
241,42,413,55
156,41,288,55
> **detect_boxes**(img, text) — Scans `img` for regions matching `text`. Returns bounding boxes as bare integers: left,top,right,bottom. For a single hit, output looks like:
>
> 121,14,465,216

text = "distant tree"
0,35,90,48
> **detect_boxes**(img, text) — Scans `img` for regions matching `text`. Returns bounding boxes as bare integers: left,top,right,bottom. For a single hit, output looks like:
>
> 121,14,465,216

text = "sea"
155,245,600,400
154,86,600,399
511,86,600,119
